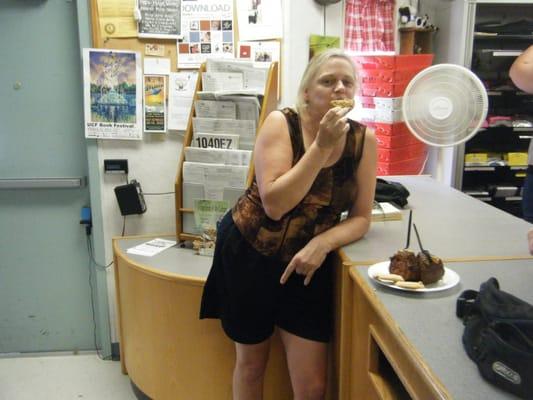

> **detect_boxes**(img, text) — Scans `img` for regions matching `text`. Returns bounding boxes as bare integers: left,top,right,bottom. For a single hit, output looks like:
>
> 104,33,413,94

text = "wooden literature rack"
175,61,279,242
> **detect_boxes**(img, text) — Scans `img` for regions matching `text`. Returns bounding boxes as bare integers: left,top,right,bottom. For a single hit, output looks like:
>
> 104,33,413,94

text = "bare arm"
280,129,378,285
311,129,377,251
254,108,350,220
510,45,533,93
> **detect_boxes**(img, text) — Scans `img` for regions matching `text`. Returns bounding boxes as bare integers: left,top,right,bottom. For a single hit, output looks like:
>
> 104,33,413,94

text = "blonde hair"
295,49,358,115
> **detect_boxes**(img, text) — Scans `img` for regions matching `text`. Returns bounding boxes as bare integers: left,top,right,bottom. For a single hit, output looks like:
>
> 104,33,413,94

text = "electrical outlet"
104,159,128,174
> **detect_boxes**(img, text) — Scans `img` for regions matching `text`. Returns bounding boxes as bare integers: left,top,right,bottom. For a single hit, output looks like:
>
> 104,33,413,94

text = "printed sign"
178,0,234,68
143,75,167,132
83,49,143,140
138,0,181,38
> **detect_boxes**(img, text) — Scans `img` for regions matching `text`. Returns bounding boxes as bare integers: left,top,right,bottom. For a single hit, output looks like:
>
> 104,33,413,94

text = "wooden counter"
112,237,292,400
113,176,532,399
336,175,533,399
348,259,533,399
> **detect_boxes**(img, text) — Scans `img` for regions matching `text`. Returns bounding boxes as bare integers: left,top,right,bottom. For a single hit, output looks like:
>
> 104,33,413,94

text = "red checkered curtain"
344,0,395,52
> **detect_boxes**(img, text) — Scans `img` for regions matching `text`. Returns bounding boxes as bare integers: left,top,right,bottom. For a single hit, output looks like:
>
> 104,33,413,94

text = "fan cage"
402,64,489,147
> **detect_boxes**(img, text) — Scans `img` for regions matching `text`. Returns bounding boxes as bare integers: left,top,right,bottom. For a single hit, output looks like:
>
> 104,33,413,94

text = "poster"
309,34,340,60
238,40,280,98
193,199,229,229
143,75,167,132
83,49,142,140
168,71,198,131
137,0,181,38
177,0,234,69
238,40,280,65
236,0,282,41
96,0,137,38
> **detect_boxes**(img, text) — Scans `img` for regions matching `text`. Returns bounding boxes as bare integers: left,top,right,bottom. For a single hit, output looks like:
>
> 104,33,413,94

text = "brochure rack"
175,61,278,241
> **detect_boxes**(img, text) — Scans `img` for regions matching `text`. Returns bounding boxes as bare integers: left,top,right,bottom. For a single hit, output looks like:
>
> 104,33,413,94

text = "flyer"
238,40,280,98
193,199,229,229
238,40,280,66
96,0,137,38
137,0,181,39
168,71,199,131
177,0,234,69
235,0,282,41
309,34,340,60
83,49,143,140
143,75,167,133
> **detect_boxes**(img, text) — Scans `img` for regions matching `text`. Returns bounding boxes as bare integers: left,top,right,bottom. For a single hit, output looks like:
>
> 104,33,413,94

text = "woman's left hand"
280,238,330,286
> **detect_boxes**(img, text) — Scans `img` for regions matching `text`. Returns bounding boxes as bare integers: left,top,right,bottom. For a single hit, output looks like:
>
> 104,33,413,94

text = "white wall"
279,1,343,108
99,0,345,342
99,134,183,341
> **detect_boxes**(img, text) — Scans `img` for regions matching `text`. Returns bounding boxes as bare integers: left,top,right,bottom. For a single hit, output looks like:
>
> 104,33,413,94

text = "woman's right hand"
315,107,351,149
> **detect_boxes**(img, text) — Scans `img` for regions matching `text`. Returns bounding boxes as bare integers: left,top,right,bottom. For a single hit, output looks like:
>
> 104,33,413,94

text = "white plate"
367,261,460,292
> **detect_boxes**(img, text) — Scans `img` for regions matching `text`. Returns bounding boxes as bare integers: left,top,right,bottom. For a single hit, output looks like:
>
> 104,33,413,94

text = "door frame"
77,0,112,359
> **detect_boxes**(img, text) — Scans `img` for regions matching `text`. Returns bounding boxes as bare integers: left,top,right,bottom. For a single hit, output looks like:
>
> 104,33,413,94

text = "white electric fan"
402,64,489,147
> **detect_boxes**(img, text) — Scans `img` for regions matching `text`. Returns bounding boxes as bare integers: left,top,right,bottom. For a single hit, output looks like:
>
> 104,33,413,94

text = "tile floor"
0,353,136,400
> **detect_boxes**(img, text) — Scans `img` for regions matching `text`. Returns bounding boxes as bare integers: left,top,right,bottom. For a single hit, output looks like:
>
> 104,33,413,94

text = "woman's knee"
293,376,327,400
234,357,268,383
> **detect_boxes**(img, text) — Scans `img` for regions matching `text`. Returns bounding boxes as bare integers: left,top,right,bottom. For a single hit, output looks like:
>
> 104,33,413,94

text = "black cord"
121,216,126,236
323,5,326,37
86,235,113,270
86,241,108,360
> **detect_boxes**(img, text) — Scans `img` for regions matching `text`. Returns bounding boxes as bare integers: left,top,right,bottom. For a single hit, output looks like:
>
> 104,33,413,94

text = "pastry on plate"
389,249,420,282
417,251,445,284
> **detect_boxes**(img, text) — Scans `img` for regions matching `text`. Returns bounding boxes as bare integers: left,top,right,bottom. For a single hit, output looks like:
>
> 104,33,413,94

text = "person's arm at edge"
280,129,377,285
509,45,533,93
510,46,533,254
254,110,337,220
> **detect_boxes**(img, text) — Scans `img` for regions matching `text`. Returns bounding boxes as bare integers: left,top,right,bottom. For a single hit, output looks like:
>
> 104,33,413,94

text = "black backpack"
456,278,533,399
374,178,410,208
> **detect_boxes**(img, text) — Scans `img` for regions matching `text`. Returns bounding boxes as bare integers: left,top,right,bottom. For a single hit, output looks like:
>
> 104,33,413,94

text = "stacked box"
351,55,433,176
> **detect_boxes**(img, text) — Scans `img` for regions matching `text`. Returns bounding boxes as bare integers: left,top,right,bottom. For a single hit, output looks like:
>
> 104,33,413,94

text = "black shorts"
199,212,334,345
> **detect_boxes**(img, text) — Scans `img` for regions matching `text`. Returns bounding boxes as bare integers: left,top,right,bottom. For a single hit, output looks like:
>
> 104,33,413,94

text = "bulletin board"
89,0,281,241
89,0,179,66
89,0,282,94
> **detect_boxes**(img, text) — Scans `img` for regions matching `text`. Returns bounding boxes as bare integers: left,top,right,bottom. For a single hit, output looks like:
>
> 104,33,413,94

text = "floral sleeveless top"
232,108,366,263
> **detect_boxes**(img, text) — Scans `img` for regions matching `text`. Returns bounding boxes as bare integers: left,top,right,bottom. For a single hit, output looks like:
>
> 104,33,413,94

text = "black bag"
374,178,410,208
456,278,533,399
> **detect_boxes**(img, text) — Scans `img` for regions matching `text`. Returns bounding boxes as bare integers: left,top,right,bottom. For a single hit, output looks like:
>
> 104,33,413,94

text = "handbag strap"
457,289,479,319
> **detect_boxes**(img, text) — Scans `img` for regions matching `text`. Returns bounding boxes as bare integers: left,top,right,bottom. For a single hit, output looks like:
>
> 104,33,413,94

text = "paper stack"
371,202,403,221
182,59,269,235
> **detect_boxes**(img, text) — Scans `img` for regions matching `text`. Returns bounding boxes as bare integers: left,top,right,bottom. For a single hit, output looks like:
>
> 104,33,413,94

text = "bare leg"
233,339,271,400
279,328,328,400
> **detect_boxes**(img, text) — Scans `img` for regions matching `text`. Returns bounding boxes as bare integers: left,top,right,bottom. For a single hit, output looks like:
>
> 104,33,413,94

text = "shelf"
464,190,490,196
478,49,522,57
475,33,533,40
477,127,533,132
464,194,522,202
462,3,532,221
174,62,279,241
465,165,527,171
464,166,495,171
505,196,522,201
486,90,533,96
